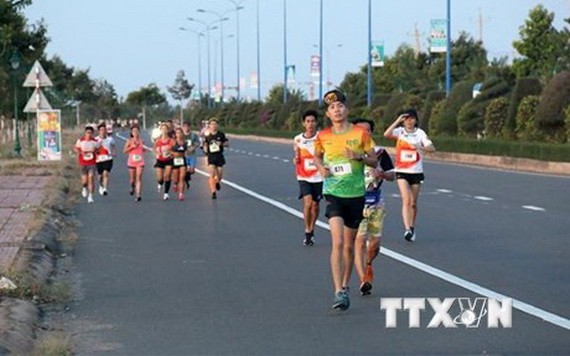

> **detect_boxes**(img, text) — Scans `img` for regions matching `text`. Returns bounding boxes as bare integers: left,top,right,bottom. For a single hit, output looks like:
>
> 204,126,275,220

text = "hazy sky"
24,0,569,102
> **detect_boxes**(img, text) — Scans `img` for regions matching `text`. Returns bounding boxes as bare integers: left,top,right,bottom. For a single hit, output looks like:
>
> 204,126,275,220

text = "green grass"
225,127,570,162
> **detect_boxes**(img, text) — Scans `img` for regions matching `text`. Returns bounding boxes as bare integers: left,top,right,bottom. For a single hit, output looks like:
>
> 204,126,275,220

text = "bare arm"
384,114,406,140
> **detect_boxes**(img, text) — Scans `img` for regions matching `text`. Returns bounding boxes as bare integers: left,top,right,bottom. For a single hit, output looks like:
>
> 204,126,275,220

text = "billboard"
37,110,62,161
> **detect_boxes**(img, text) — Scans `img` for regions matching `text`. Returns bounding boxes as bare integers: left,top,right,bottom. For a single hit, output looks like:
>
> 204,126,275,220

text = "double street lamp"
187,17,219,109
196,9,230,103
179,27,205,106
224,0,245,101
10,51,21,156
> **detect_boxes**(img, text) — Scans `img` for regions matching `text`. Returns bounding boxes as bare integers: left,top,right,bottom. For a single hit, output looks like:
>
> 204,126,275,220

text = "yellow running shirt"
315,126,375,198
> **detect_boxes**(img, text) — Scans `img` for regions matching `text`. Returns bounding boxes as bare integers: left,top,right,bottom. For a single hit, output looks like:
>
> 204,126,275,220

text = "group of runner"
74,118,228,203
294,89,434,310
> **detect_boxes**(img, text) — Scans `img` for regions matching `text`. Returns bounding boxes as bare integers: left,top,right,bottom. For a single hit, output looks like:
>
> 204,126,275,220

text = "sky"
23,0,569,102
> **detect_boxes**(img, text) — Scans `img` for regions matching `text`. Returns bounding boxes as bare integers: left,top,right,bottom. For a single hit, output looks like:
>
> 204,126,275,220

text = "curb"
0,189,69,354
227,134,570,177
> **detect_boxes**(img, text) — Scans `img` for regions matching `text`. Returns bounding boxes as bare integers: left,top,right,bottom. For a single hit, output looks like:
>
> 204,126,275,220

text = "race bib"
132,154,142,162
173,157,185,166
303,158,317,171
209,142,220,153
400,149,418,163
82,152,94,160
97,154,111,162
330,162,352,176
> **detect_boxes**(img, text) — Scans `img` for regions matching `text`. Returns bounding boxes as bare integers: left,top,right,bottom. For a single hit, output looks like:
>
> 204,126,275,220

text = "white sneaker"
81,187,88,198
157,184,162,193
163,193,169,200
98,186,105,196
87,195,94,204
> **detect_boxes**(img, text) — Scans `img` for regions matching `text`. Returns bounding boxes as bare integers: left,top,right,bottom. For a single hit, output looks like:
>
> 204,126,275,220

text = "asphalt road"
68,132,570,354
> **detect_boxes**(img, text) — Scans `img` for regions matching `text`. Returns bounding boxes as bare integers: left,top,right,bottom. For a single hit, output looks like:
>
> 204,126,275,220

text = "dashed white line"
437,189,453,193
474,196,494,201
282,159,289,163
247,152,253,155
262,154,269,158
522,205,546,212
272,156,280,160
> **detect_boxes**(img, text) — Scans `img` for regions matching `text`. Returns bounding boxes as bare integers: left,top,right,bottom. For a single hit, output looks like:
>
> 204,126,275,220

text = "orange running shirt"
294,132,323,183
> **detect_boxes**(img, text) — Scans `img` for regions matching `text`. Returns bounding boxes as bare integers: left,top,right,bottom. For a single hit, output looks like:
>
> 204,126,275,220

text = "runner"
352,118,395,296
293,110,323,246
123,125,148,202
171,128,188,201
74,125,101,204
202,118,228,200
383,109,435,242
154,123,175,200
182,121,201,189
314,90,377,311
95,123,117,196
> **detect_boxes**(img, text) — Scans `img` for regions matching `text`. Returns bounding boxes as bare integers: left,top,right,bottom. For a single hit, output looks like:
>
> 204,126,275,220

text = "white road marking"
262,154,269,158
248,152,253,155
437,189,453,193
474,196,494,201
255,153,261,157
194,168,569,331
282,159,289,163
273,156,280,160
522,205,546,212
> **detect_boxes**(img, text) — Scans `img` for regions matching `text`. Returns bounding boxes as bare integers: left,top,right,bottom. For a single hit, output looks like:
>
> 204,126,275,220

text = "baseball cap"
399,108,418,119
323,89,347,107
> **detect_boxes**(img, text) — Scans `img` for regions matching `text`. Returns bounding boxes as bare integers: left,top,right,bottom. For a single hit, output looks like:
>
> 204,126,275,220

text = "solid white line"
522,205,546,212
474,196,494,201
194,168,569,331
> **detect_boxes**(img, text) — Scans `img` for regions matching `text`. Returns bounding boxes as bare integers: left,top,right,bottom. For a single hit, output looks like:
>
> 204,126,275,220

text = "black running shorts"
324,195,365,229
298,181,323,202
395,172,425,185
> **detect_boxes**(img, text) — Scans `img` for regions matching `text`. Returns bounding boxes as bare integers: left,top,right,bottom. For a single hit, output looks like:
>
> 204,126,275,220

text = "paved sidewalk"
0,176,51,273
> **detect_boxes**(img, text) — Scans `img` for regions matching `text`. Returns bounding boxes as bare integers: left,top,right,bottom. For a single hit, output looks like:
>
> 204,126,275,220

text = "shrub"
484,97,509,138
435,81,475,135
515,95,541,141
504,77,542,138
457,78,510,136
421,90,446,131
535,71,570,143
428,100,445,136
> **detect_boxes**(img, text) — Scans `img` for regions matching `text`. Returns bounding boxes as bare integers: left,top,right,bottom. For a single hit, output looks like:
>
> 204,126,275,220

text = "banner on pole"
37,110,62,161
287,65,296,85
371,41,385,67
310,55,321,77
250,72,258,89
430,19,447,53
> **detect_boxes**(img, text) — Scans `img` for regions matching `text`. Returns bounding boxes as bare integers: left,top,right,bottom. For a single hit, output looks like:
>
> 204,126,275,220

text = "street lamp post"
283,0,288,103
197,9,230,103
10,51,21,157
225,0,244,101
256,0,261,101
319,0,323,105
179,27,204,106
367,0,372,107
445,0,452,97
188,18,218,109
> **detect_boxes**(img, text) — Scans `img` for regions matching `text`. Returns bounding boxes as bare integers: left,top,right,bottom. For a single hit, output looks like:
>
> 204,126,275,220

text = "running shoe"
98,186,105,196
303,232,315,246
163,193,169,200
359,281,372,296
135,196,142,202
211,192,217,200
157,184,162,193
81,187,88,198
404,229,415,242
332,290,350,311
103,189,108,196
129,186,135,196
215,182,221,191
178,193,184,201
87,195,94,204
